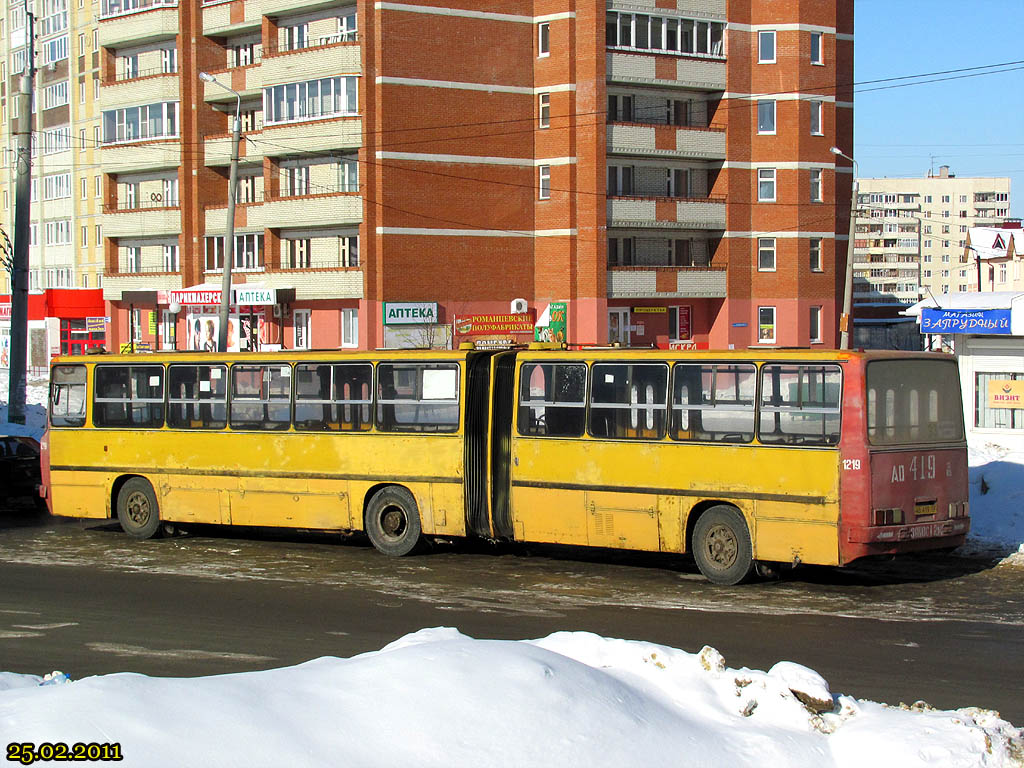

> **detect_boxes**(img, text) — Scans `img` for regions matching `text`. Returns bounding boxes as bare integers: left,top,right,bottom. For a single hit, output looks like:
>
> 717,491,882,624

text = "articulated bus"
42,347,969,584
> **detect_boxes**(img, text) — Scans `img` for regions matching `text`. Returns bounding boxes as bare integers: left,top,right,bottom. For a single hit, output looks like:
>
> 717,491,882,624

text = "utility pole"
8,8,35,424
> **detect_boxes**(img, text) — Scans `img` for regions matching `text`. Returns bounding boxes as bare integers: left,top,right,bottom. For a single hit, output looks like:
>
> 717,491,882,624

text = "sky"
853,0,1024,219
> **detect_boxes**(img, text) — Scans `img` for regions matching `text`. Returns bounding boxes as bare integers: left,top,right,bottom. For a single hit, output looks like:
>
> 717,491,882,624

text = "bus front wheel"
692,506,755,586
116,478,162,540
365,486,422,557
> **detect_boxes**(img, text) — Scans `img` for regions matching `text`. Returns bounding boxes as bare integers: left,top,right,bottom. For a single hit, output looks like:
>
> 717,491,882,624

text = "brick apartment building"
94,0,853,352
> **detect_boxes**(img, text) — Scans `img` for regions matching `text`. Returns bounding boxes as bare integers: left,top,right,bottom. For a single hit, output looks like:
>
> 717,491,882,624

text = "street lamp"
830,146,858,350
200,72,242,353
169,301,182,350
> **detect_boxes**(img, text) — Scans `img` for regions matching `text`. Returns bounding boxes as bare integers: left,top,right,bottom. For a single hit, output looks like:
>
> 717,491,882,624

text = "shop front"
0,289,106,368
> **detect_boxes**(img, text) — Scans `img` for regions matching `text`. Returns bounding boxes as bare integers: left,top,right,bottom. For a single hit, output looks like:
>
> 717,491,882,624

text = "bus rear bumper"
847,518,970,544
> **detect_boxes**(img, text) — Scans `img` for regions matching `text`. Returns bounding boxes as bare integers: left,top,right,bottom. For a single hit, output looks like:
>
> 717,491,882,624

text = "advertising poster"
534,301,567,343
987,379,1024,410
454,312,536,349
187,313,241,352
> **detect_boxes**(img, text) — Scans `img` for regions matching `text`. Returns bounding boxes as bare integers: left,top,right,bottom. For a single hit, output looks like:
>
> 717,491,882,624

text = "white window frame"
810,31,823,65
539,93,550,129
809,238,822,272
757,168,776,202
809,168,823,202
341,308,358,348
757,100,775,135
758,30,775,63
809,306,822,343
810,100,823,136
757,238,776,271
539,165,551,200
293,309,311,350
538,22,550,57
757,306,776,344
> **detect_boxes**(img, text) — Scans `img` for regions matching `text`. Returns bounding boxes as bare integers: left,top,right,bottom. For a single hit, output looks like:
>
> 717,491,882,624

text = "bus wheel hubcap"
126,492,151,526
706,524,737,568
381,507,407,539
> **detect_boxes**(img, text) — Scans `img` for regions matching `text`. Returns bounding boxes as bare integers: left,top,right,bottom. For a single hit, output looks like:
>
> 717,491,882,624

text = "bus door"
488,352,517,539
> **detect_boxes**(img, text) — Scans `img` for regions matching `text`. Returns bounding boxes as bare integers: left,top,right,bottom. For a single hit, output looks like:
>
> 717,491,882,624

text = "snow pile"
0,368,49,440
0,629,1020,768
966,442,1024,565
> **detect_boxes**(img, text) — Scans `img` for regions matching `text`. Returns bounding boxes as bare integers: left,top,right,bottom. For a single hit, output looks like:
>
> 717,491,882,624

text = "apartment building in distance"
853,167,1012,348
96,0,853,352
1,0,108,361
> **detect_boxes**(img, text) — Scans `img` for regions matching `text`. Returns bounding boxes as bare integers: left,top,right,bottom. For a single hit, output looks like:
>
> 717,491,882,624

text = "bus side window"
589,363,667,440
517,362,586,438
168,365,227,429
376,363,459,433
758,364,841,446
672,363,755,443
93,365,164,428
294,363,372,432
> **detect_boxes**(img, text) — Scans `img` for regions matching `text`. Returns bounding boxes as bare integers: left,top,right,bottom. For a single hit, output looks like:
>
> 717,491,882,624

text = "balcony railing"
105,198,180,212
607,118,721,132
608,193,725,204
100,0,176,21
107,66,178,84
264,32,358,56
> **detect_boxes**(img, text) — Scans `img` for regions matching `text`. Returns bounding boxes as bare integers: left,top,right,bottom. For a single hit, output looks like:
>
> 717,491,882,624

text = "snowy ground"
2,368,1024,765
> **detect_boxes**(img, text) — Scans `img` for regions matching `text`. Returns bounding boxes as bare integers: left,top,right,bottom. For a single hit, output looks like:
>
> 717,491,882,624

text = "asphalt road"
1,510,1022,724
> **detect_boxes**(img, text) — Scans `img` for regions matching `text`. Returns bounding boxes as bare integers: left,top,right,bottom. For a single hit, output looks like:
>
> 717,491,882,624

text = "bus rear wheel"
365,486,422,557
117,478,162,540
693,506,754,586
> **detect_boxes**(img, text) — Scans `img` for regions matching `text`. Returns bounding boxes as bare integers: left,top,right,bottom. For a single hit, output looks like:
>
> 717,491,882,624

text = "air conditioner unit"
510,297,528,314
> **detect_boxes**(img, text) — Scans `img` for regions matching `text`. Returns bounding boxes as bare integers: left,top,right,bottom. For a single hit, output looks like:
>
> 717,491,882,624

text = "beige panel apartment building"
852,166,1011,348
1,0,104,293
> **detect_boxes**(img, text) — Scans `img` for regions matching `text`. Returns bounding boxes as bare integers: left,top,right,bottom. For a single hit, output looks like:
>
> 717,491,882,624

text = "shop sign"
234,287,276,306
170,288,222,306
86,316,108,333
632,306,666,314
383,302,438,325
987,379,1024,409
0,303,10,321
921,308,1011,335
454,312,536,336
677,306,692,341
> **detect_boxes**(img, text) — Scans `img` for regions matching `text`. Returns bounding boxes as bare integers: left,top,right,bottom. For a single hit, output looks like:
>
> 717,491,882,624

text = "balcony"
102,272,183,301
102,72,179,110
204,131,264,166
202,0,261,36
261,40,360,87
608,195,726,230
207,192,361,231
99,3,179,47
607,53,725,91
607,123,724,161
202,67,262,102
103,203,182,238
261,117,361,157
101,138,181,172
607,266,726,299
262,270,363,301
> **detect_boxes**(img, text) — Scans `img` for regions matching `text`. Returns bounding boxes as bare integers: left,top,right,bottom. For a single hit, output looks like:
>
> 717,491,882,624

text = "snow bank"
0,630,1020,768
966,442,1024,564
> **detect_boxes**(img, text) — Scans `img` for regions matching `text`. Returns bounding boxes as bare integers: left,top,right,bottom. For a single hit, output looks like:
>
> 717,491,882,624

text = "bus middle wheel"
365,486,423,557
116,477,163,540
692,505,755,586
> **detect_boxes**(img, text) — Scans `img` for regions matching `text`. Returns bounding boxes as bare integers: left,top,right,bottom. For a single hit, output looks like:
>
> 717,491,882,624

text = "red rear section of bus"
839,355,969,565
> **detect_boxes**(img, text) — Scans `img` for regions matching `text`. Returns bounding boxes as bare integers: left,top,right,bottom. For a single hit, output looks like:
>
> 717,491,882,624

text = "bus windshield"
866,359,964,446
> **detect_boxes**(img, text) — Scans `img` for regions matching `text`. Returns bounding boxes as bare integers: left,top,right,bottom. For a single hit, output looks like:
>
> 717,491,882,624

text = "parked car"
0,435,43,509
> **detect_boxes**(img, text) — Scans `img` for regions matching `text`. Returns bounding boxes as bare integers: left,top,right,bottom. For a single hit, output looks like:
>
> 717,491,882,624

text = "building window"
45,219,72,245
126,246,141,272
284,165,310,196
758,30,775,63
539,165,551,199
809,169,823,202
606,13,724,57
293,309,311,350
538,22,550,57
102,102,179,144
757,168,776,202
162,48,177,74
607,237,634,266
607,166,634,196
539,93,550,129
204,234,265,271
43,35,68,65
262,77,357,125
80,225,87,247
810,100,823,136
757,100,775,134
809,306,822,343
810,31,823,65
809,238,822,271
667,168,688,197
341,308,358,348
163,244,179,271
975,372,1024,430
758,238,776,271
43,172,71,200
287,238,311,268
340,235,359,267
43,82,69,109
758,306,776,343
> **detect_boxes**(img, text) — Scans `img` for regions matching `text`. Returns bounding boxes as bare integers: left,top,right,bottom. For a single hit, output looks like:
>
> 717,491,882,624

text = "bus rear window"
50,365,87,427
866,359,964,445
